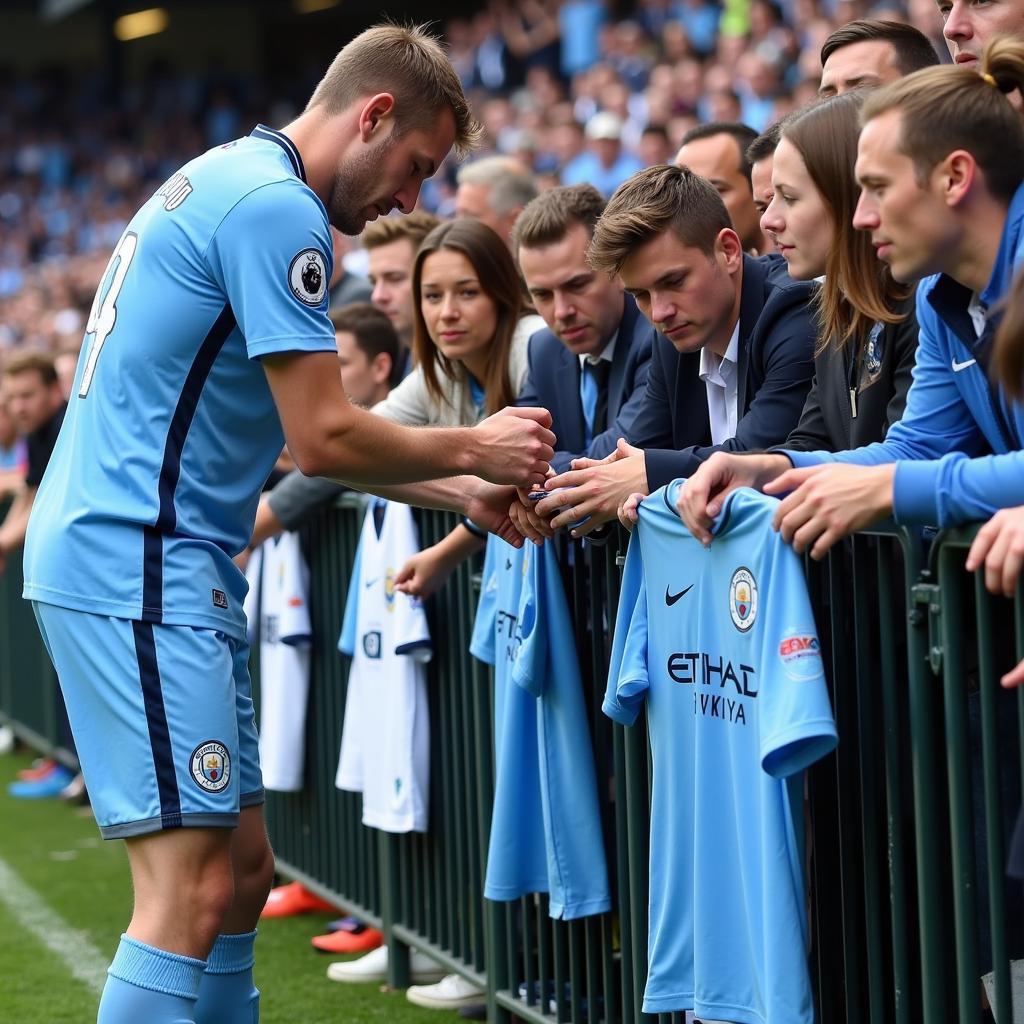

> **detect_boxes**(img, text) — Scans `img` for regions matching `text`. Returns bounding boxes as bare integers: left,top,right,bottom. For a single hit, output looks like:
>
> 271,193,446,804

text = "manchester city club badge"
729,567,758,633
190,740,231,793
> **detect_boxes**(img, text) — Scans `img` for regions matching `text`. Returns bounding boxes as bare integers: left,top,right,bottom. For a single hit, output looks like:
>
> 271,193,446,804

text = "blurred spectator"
328,229,373,309
363,211,441,368
54,345,80,402
746,121,783,251
564,112,644,197
559,0,607,78
0,352,64,571
638,124,674,168
455,156,540,245
0,391,26,499
499,0,561,80
674,122,767,253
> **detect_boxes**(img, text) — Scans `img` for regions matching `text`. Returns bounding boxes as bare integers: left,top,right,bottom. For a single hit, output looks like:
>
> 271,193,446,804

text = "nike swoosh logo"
952,357,977,372
665,584,693,606
365,578,379,588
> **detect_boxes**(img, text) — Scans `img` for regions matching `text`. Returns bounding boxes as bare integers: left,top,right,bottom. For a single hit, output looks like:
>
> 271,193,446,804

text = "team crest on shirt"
288,248,327,306
190,741,231,793
729,567,758,632
363,630,382,659
864,322,883,384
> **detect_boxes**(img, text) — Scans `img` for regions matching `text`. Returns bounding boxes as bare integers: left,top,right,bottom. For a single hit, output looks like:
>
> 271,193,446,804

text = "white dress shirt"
699,321,740,446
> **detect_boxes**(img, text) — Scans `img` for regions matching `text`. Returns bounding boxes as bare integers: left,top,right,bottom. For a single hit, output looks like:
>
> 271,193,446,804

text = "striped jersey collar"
250,124,306,183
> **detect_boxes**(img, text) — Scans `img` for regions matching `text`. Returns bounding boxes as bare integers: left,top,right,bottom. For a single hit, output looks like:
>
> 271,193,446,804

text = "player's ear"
358,94,397,143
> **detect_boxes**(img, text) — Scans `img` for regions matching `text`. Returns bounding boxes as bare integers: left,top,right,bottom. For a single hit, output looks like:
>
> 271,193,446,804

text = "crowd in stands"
0,0,949,356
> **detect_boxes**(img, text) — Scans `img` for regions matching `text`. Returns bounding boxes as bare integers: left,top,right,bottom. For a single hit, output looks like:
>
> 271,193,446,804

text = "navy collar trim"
250,124,306,183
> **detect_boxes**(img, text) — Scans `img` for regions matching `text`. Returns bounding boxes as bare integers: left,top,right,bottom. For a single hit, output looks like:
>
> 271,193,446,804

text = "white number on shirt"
78,230,138,398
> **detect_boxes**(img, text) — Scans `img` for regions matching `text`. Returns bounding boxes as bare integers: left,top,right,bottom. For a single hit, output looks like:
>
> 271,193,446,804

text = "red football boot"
311,926,384,954
260,881,336,919
16,759,58,782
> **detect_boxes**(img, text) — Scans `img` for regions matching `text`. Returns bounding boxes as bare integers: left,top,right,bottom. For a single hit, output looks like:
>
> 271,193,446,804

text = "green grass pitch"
0,751,468,1023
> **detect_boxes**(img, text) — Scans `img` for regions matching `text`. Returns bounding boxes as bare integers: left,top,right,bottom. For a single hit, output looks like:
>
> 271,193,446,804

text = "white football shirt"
336,500,432,833
243,531,312,792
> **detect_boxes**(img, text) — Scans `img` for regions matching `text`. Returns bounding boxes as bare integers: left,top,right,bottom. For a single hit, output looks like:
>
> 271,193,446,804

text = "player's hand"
677,452,792,545
966,506,1024,597
618,492,647,531
537,439,648,536
764,463,896,559
470,407,555,488
464,481,523,548
394,546,453,599
509,488,556,546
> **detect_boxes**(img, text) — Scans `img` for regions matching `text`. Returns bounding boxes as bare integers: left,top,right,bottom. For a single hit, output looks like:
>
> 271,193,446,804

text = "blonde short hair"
307,23,482,158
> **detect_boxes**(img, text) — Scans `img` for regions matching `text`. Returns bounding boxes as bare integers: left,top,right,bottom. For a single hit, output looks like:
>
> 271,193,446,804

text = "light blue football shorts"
32,602,264,839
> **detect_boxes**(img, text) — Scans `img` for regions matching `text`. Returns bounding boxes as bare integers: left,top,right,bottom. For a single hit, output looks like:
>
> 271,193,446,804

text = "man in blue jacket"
529,164,817,536
677,52,1024,556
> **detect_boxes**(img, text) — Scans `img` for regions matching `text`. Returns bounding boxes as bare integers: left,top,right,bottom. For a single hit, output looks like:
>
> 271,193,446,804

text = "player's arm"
263,351,554,489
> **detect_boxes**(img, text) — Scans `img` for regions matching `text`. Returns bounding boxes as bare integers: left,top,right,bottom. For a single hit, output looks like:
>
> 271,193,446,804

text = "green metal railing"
0,529,70,765
2,500,1021,1024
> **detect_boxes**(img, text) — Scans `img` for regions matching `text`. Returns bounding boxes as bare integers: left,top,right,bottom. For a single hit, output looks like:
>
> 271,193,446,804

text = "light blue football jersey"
23,127,337,640
472,535,610,919
605,484,837,1021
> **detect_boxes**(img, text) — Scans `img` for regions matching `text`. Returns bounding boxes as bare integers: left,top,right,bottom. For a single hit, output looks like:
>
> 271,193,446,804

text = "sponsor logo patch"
288,248,327,306
190,741,231,793
212,589,229,609
729,567,758,632
778,631,824,680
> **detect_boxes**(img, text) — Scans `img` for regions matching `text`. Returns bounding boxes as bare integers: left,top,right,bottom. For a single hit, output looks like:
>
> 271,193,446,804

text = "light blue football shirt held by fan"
472,534,610,919
605,484,837,1022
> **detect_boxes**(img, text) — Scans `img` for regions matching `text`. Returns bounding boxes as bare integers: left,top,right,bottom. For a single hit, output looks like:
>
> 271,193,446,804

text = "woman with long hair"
384,218,543,597
375,218,542,426
760,88,918,451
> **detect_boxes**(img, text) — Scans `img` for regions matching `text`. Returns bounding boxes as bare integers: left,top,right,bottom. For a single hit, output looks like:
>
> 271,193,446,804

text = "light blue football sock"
193,930,259,1024
97,934,205,1024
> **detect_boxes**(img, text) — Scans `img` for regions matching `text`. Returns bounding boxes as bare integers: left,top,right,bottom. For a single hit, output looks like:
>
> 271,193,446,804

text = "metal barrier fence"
1,498,1021,1023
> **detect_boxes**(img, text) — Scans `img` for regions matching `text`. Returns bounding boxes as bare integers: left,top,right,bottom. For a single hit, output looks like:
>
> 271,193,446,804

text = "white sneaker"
0,725,14,755
406,973,485,1009
326,944,446,985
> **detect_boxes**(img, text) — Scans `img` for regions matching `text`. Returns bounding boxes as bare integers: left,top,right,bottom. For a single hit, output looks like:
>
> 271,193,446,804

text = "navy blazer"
627,254,818,491
518,293,654,473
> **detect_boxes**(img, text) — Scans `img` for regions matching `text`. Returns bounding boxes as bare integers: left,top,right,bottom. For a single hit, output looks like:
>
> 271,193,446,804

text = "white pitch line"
0,854,108,994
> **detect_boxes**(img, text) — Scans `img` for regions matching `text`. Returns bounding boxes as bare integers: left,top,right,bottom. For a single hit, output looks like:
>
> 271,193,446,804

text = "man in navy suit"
528,164,816,536
395,184,654,593
514,184,654,474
